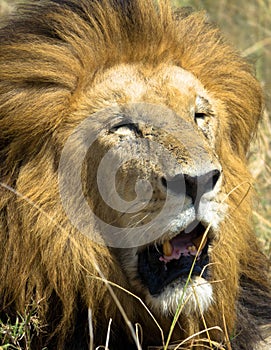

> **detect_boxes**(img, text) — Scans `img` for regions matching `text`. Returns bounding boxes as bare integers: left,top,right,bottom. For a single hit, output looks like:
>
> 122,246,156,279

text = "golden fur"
0,1,270,349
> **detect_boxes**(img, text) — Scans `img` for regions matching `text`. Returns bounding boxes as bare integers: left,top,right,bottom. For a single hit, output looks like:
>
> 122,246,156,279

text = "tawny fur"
0,1,270,349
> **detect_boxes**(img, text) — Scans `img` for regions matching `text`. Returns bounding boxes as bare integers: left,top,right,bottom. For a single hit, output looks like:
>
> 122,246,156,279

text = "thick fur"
0,1,270,349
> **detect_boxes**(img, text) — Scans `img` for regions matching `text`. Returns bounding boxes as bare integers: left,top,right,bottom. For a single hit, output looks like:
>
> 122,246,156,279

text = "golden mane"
0,1,270,349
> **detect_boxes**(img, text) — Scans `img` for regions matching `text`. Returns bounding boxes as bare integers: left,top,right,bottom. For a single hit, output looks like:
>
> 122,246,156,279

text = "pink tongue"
159,234,198,263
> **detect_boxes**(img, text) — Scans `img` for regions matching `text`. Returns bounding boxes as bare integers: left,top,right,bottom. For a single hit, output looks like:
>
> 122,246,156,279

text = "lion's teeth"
187,245,197,253
162,240,173,256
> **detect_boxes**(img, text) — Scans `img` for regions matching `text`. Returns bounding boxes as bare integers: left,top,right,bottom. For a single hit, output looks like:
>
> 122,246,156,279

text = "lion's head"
0,1,270,349
70,65,227,315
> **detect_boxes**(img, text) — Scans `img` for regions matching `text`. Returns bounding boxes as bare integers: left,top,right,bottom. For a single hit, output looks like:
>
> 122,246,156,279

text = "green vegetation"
0,303,46,350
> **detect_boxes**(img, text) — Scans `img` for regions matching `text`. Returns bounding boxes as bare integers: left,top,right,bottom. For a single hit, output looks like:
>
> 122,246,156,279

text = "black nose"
161,169,221,204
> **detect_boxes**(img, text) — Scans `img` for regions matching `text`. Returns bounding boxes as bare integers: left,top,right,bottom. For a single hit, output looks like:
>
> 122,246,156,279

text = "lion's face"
75,64,228,316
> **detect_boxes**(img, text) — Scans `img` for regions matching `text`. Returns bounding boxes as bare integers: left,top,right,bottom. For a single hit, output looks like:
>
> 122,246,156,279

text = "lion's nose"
161,169,221,204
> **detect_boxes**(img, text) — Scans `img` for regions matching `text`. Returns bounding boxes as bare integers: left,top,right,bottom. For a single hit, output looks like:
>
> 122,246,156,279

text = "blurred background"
0,0,270,257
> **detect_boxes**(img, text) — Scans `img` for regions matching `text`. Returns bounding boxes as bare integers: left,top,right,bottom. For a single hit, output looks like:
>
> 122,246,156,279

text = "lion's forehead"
91,64,218,113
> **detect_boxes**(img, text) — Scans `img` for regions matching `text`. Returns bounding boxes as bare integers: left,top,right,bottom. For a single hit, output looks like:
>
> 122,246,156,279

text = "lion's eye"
194,112,207,129
110,122,140,137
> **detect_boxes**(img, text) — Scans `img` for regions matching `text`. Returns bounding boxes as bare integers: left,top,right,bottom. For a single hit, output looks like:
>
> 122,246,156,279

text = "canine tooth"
163,240,173,256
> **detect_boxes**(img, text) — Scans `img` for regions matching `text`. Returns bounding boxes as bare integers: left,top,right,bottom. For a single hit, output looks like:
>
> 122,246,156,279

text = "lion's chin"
145,276,213,315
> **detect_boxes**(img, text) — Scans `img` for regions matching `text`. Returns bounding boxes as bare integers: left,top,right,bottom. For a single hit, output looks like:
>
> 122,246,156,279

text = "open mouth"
137,222,210,295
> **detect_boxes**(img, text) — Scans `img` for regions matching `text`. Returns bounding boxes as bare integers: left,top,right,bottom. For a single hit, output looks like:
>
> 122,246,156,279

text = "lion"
0,0,270,349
